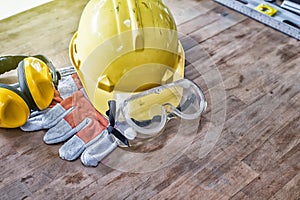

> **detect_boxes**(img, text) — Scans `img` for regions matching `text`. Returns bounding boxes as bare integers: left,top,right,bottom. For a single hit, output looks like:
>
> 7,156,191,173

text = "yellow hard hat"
69,0,185,114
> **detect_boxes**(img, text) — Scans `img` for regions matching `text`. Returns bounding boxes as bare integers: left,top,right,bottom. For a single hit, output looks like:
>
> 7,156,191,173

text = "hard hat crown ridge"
74,0,178,65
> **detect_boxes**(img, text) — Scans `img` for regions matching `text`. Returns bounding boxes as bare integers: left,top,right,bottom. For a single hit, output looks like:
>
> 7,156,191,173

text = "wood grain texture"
0,0,299,199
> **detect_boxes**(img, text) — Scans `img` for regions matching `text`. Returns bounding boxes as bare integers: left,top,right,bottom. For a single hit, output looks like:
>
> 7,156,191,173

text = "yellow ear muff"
22,57,54,110
0,88,30,128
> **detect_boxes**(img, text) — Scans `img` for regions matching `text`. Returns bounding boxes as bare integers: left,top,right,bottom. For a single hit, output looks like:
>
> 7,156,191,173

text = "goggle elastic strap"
106,100,130,147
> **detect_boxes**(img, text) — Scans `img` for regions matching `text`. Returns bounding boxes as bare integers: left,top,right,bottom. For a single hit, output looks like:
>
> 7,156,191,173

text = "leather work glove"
20,69,125,166
42,90,109,160
44,91,129,164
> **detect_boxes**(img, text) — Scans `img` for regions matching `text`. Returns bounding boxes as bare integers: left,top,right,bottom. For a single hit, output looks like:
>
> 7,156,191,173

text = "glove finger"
80,130,117,167
59,135,85,161
44,118,90,144
59,118,105,161
20,113,45,132
20,109,51,131
30,109,49,118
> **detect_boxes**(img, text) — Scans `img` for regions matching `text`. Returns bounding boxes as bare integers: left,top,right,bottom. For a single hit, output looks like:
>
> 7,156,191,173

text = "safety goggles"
115,78,207,139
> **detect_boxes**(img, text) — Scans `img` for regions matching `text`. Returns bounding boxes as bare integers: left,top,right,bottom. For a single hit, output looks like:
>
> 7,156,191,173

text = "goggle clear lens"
118,79,207,137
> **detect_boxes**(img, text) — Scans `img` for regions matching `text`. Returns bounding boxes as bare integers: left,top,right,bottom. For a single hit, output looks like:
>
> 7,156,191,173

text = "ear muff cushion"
0,84,30,128
17,60,39,110
0,83,30,106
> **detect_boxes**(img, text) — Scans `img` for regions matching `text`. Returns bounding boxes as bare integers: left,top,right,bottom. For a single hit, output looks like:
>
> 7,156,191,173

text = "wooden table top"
0,0,299,199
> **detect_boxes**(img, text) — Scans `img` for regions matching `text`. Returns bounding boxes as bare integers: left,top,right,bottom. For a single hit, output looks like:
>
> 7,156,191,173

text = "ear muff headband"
0,55,60,87
0,56,28,74
0,84,30,128
17,61,39,110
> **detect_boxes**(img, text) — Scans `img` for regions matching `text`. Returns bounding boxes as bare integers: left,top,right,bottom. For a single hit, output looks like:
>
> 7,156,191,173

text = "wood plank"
0,179,31,200
188,6,246,42
235,119,300,199
205,65,300,156
178,4,241,35
183,79,300,174
164,0,217,25
232,144,300,200
185,71,299,160
69,155,199,199
152,161,258,200
269,173,300,200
